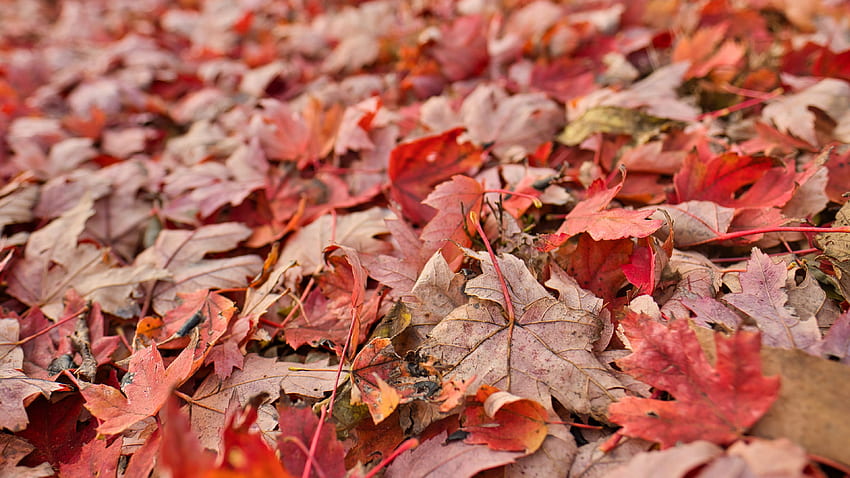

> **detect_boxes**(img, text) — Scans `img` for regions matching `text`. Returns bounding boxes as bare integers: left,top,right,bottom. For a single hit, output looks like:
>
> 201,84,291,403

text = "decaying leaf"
558,106,682,146
420,252,626,420
723,248,821,351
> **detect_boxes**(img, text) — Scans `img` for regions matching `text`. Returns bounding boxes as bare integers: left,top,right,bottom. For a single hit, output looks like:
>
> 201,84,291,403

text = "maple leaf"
157,398,216,477
420,252,626,419
541,177,663,249
278,404,346,478
349,337,449,423
7,194,167,318
162,139,268,222
723,248,821,351
134,289,235,354
671,152,797,209
385,431,523,478
285,248,382,354
278,208,392,281
214,397,294,478
0,319,70,432
0,435,54,478
388,128,485,225
398,251,467,350
672,23,745,80
460,84,563,161
551,234,633,304
608,314,780,448
762,78,850,146
461,385,548,454
80,334,197,435
135,222,262,314
58,435,122,478
652,200,735,248
15,394,96,471
189,354,337,450
420,175,484,267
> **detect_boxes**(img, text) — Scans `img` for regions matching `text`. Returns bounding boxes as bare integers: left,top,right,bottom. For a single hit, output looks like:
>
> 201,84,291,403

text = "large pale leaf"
420,252,626,419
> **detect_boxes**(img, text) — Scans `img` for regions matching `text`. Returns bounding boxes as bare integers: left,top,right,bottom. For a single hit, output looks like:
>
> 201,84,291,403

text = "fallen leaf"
652,201,735,248
420,175,484,267
80,334,197,435
135,222,261,314
278,404,346,478
398,251,467,350
420,252,626,419
57,435,122,478
388,128,485,225
350,338,443,424
671,152,796,209
190,354,337,450
462,385,548,454
0,435,54,478
384,431,523,478
156,397,216,477
558,106,680,146
552,234,633,304
461,84,563,161
7,194,166,318
602,440,723,477
0,319,69,432
762,78,850,146
609,315,780,448
543,177,663,246
213,396,294,478
723,248,821,351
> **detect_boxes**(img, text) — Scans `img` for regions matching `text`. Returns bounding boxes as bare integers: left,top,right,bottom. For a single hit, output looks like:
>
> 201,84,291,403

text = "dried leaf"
609,315,780,448
462,385,548,454
384,431,522,478
723,249,821,351
420,253,626,419
0,319,70,432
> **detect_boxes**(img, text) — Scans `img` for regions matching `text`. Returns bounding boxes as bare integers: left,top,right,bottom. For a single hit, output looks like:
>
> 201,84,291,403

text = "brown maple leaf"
0,319,70,432
7,194,167,318
135,222,262,314
419,251,626,419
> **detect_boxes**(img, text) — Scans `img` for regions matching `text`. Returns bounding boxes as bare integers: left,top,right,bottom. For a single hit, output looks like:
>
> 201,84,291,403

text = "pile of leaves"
3,0,850,476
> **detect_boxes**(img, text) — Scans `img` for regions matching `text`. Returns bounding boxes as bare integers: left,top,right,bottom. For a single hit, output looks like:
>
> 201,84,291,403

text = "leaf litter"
2,0,850,477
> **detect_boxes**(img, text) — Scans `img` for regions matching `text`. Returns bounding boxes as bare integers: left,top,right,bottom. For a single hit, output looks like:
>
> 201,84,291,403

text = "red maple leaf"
608,313,780,448
461,385,548,454
388,128,485,225
671,152,796,208
540,177,663,250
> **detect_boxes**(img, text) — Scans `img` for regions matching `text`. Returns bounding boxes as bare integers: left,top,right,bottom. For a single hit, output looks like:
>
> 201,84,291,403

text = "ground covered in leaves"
3,0,850,476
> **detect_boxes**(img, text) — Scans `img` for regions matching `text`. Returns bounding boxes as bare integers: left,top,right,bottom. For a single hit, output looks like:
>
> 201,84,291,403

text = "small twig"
70,305,97,382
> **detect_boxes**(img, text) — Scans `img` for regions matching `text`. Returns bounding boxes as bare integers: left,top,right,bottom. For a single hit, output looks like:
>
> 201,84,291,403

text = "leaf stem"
689,226,850,247
362,439,419,478
14,307,87,346
469,212,515,323
697,87,783,120
710,247,820,263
